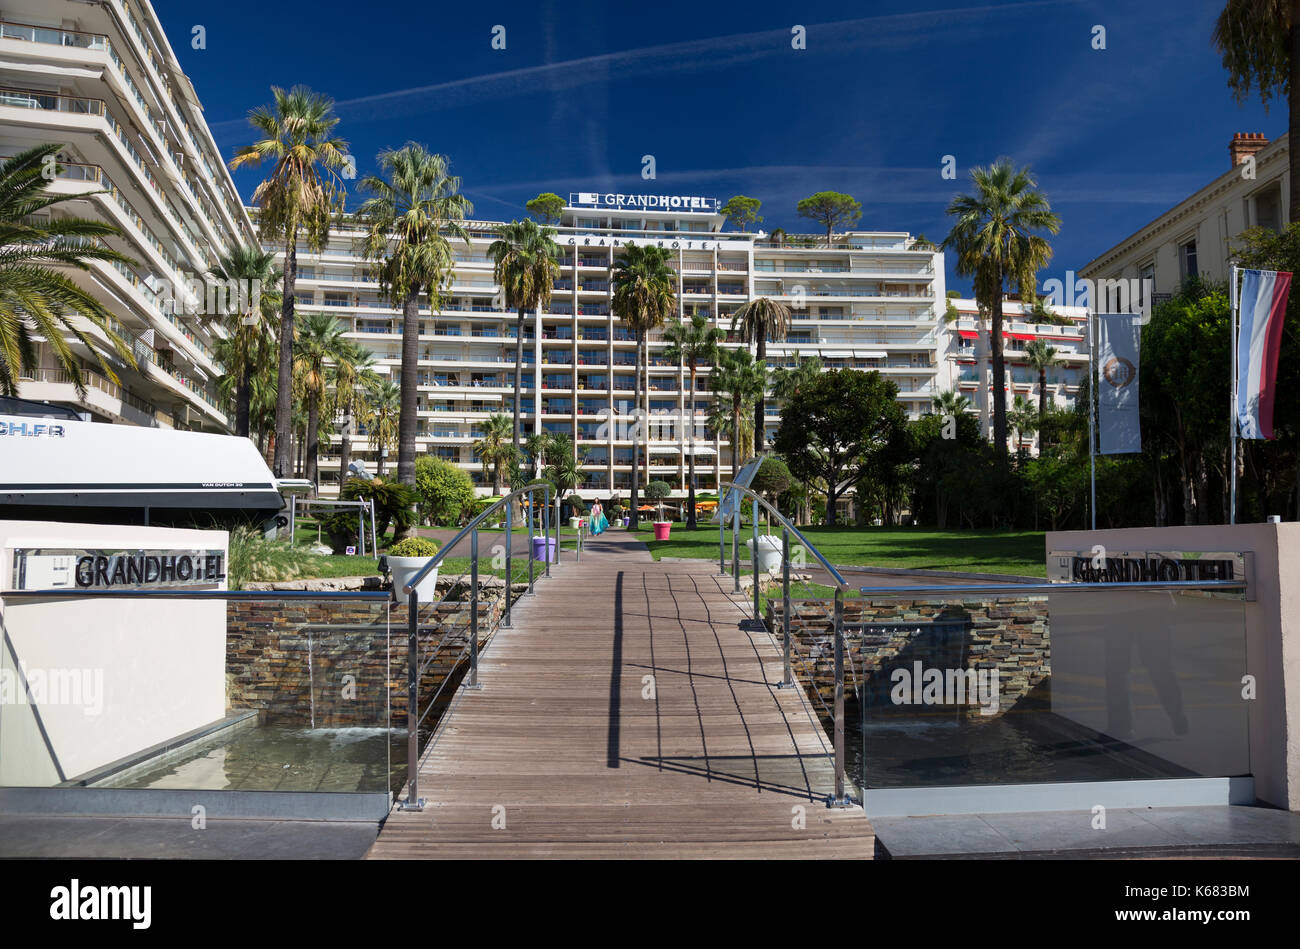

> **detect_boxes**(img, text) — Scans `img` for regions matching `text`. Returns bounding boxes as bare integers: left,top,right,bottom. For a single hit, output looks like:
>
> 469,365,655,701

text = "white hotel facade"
281,194,947,499
2,0,255,431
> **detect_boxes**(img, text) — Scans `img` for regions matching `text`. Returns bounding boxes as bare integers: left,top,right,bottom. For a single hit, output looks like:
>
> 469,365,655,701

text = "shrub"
389,536,440,558
227,526,323,589
415,455,476,526
752,457,793,499
340,476,418,541
644,480,672,500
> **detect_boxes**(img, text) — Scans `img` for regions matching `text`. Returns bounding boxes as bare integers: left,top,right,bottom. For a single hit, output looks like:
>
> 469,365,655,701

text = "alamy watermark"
0,663,103,715
1040,271,1152,316
890,661,1000,716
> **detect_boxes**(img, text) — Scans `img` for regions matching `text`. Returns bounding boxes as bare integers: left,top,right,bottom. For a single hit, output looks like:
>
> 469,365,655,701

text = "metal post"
468,528,481,689
751,496,760,618
781,527,792,689
555,494,563,565
526,492,536,594
1230,264,1239,525
731,502,741,594
369,501,378,560
543,487,551,578
358,506,365,557
719,505,726,575
399,587,423,810
289,494,296,544
503,498,514,627
832,586,846,805
1088,309,1097,531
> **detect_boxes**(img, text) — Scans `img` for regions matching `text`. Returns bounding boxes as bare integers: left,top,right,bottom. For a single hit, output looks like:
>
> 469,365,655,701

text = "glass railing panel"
822,586,1250,790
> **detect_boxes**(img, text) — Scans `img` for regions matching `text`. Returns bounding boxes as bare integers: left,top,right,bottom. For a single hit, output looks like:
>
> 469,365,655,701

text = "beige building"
1081,132,1287,310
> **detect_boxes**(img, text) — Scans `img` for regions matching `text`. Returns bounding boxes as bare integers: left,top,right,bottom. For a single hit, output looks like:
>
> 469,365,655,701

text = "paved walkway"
368,529,876,858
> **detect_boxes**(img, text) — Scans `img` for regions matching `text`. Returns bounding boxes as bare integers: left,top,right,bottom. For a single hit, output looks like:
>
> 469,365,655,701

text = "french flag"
1237,268,1292,440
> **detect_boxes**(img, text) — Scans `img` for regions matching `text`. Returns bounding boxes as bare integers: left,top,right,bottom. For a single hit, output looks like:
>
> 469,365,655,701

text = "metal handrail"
857,580,1248,597
399,481,588,811
718,479,853,806
0,589,392,601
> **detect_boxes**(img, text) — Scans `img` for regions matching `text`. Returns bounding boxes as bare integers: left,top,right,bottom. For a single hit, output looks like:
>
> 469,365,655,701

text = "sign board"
1047,549,1246,585
11,548,227,591
560,235,736,252
569,193,721,213
716,457,764,523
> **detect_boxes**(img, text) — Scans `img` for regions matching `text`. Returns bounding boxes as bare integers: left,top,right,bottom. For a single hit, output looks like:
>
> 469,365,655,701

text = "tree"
473,413,516,495
796,191,862,247
1214,1,1300,223
414,454,477,526
612,244,677,527
332,340,376,484
662,313,723,527
1023,338,1062,419
360,378,400,475
751,455,793,507
209,245,281,437
526,430,557,477
773,369,907,526
720,195,763,232
931,389,973,416
231,85,349,480
293,312,351,491
543,432,585,512
643,479,672,522
709,347,766,481
1009,394,1039,450
358,144,472,488
770,354,823,402
488,219,560,463
0,145,136,396
942,159,1060,458
525,192,565,225
730,296,791,451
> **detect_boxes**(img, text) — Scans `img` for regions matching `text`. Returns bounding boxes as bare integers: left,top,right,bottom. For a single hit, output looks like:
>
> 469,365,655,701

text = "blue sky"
163,0,1278,294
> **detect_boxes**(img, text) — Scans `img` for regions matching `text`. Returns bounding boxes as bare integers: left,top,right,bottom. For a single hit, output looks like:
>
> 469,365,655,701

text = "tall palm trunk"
629,330,642,529
754,335,766,452
305,391,320,492
397,287,420,486
513,307,525,463
236,358,251,438
989,285,1009,456
274,235,297,479
732,397,742,482
1038,367,1048,418
686,361,698,529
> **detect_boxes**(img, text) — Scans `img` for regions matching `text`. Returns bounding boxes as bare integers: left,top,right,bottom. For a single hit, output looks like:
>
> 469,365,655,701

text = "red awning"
957,330,979,339
1007,332,1036,341
956,358,976,365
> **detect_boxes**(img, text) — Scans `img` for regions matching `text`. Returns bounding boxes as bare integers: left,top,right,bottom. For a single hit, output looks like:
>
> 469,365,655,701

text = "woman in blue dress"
589,500,609,535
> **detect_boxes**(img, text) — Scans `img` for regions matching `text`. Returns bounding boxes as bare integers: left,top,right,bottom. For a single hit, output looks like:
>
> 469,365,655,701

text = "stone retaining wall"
765,596,1052,722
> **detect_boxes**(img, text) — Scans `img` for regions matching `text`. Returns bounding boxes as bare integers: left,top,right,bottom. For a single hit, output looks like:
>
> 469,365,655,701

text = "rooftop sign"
569,193,721,213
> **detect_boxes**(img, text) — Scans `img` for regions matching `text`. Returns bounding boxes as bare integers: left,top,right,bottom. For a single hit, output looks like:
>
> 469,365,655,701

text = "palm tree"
473,413,516,495
488,219,561,462
730,296,791,451
931,388,973,417
1214,1,1300,222
1022,339,1061,419
612,244,677,528
293,313,351,491
710,347,766,481
0,145,136,396
942,158,1060,458
662,313,723,528
231,85,349,480
357,144,472,488
360,378,400,476
1009,394,1039,450
330,339,375,484
543,432,585,514
209,245,281,437
769,353,823,402
526,430,556,477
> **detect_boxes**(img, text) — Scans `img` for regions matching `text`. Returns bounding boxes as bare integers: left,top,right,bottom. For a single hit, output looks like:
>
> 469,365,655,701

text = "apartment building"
939,298,1090,452
2,0,257,431
1081,132,1288,310
281,192,945,499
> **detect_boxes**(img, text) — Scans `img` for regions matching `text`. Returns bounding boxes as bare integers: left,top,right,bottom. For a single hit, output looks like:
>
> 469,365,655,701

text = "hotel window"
1253,183,1283,232
1179,239,1198,280
1138,262,1155,311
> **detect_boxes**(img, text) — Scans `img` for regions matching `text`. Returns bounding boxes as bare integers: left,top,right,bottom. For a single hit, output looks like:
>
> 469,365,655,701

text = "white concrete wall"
1048,523,1300,809
0,521,228,786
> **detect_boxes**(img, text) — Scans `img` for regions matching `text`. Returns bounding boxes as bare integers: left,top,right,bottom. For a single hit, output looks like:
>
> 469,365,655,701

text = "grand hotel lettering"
563,236,730,251
1048,550,1242,584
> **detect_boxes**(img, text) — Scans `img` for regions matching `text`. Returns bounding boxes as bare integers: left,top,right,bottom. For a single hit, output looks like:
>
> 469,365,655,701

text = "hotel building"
280,194,945,499
2,0,257,431
940,298,1090,453
1081,132,1288,311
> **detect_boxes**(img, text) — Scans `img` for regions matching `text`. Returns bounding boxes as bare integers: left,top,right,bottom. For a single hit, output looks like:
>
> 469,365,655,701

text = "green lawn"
631,524,1047,577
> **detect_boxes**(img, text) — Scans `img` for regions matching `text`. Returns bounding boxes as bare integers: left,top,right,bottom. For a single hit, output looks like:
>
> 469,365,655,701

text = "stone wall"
225,593,504,730
765,596,1052,722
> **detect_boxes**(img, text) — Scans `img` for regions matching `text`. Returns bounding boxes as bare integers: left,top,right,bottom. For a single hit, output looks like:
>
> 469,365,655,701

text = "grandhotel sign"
11,548,227,591
1047,549,1247,585
569,192,721,213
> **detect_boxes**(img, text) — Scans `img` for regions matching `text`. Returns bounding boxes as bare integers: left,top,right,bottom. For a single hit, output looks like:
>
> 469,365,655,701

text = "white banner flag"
1096,313,1141,454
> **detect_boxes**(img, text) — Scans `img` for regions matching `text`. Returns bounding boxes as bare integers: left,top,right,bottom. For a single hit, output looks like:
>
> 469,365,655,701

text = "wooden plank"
367,530,875,859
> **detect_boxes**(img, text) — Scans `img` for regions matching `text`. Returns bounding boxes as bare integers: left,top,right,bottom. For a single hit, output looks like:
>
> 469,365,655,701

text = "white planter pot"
388,555,439,603
568,516,582,529
746,535,784,575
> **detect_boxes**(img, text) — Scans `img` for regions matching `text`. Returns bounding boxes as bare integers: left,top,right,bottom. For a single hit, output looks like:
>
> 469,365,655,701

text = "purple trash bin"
531,535,558,563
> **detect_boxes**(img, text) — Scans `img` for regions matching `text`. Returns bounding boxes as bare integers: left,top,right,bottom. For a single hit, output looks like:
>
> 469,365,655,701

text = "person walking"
590,499,609,535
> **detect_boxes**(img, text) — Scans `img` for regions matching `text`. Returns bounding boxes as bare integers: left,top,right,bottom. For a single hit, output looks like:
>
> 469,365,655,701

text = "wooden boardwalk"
368,529,875,859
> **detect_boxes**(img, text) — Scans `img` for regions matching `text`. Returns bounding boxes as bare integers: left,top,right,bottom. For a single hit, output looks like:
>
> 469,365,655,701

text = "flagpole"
1089,307,1097,530
1230,265,1239,525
